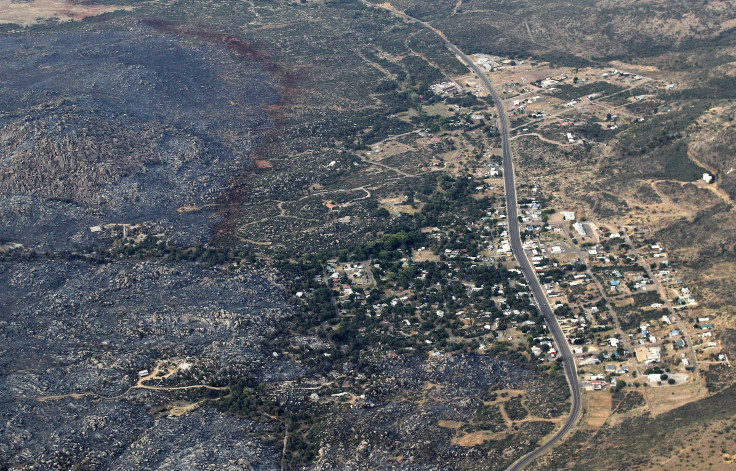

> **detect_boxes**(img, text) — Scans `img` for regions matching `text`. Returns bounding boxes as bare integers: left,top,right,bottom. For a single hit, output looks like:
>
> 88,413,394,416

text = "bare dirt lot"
0,0,134,26
584,392,612,428
644,379,709,416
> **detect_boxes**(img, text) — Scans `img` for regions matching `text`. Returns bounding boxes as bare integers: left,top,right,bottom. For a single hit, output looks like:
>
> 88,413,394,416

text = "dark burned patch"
140,18,302,247
0,30,280,250
141,18,287,80
0,259,290,469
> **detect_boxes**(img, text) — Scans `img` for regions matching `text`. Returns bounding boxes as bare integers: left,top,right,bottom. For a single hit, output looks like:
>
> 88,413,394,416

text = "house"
648,347,662,360
430,81,461,96
138,370,149,378
563,211,576,221
636,346,661,362
703,173,714,184
573,222,587,237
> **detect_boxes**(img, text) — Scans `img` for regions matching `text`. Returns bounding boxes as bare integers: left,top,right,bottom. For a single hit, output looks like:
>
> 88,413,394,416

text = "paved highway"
360,3,582,469
450,43,581,471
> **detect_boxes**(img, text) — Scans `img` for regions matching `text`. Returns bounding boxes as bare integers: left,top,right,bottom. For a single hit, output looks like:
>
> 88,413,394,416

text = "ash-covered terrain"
0,27,279,250
0,260,294,398
0,260,550,470
0,259,293,470
310,355,560,471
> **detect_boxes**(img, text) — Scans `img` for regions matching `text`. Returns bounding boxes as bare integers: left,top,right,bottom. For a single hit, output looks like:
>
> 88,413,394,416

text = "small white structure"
563,211,576,221
573,222,587,237
138,370,149,378
703,173,713,184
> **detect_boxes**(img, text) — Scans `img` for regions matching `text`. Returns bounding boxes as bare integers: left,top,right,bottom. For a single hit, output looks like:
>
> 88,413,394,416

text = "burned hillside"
0,28,280,250
0,258,295,469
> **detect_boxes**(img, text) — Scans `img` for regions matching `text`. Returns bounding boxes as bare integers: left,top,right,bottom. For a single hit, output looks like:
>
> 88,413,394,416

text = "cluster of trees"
217,378,281,420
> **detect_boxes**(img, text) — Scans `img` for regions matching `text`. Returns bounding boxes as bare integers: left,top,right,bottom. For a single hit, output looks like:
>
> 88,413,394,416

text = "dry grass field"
0,0,134,26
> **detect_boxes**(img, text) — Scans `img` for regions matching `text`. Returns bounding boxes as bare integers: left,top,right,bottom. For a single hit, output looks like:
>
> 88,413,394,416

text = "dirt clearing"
644,379,708,416
584,392,612,428
0,0,134,26
453,430,509,446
